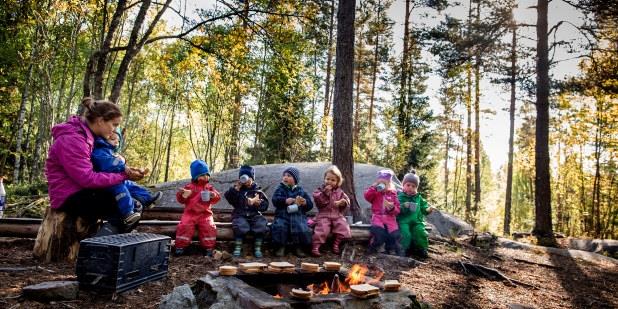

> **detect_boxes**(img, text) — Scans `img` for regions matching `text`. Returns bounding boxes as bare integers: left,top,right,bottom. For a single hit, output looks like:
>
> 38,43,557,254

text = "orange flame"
319,281,330,295
345,264,368,285
274,294,282,299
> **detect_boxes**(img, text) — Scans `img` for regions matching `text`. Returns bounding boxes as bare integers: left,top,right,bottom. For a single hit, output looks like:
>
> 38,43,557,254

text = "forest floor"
0,236,617,309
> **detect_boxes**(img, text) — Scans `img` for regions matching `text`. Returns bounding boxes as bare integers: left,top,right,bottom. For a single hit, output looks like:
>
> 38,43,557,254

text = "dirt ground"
0,237,616,309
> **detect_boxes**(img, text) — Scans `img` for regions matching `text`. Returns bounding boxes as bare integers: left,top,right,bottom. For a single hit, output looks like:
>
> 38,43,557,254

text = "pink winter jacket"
45,116,127,209
364,186,400,232
313,185,350,220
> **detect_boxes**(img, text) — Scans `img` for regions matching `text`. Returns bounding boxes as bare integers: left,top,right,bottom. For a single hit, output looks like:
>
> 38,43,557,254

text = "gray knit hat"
403,170,420,187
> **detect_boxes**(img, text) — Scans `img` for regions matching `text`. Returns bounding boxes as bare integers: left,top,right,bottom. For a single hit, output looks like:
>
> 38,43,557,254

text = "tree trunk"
321,0,336,155
473,51,481,222
592,102,602,237
504,21,517,236
367,0,381,134
164,103,175,182
444,123,450,209
225,92,242,169
13,61,35,183
353,24,363,143
93,0,127,99
397,0,411,134
465,65,473,225
333,0,363,222
532,0,554,243
33,208,99,263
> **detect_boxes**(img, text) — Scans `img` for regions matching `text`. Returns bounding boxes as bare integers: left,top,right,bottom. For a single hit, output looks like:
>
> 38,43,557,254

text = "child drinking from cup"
397,170,433,258
364,169,401,255
174,160,221,256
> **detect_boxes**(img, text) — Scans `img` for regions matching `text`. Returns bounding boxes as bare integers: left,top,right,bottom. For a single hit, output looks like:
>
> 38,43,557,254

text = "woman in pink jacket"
364,169,401,255
45,97,144,234
311,165,351,257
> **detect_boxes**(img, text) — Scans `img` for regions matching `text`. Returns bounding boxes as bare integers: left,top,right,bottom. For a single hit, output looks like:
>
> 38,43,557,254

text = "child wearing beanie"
311,165,351,256
271,166,314,257
364,169,401,255
174,160,221,256
224,165,269,258
397,170,433,258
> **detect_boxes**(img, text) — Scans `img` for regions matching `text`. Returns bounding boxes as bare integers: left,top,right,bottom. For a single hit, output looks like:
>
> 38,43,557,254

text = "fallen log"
0,217,372,241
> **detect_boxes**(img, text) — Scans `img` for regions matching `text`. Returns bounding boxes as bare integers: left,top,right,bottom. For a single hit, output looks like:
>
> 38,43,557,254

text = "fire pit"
190,263,424,309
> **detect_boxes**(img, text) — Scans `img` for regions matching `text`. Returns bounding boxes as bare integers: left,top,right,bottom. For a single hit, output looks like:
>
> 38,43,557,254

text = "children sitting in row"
173,162,432,259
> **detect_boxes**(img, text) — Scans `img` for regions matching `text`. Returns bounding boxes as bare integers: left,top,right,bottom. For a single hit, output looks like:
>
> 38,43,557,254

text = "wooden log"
32,208,99,263
1,217,372,241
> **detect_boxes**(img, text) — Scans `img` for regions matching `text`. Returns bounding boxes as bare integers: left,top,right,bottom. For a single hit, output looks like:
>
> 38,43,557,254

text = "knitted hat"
283,166,300,184
239,165,255,179
403,170,420,187
376,169,394,181
190,160,210,181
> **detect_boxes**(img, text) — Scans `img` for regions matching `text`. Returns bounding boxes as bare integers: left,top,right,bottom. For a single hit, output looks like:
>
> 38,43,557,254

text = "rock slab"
22,281,79,302
159,284,198,309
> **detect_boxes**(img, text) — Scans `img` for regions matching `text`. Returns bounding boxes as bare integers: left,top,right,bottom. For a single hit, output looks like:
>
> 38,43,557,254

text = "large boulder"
151,162,474,237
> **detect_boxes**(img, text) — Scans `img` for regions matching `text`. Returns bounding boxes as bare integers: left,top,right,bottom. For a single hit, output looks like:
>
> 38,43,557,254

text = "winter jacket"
271,183,314,217
312,185,350,220
224,182,269,218
397,191,429,226
91,137,126,173
45,116,127,209
176,180,221,217
364,185,400,232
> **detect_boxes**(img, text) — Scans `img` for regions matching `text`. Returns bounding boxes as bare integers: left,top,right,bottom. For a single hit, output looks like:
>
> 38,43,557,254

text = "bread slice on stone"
383,280,400,291
290,288,312,300
218,266,237,276
301,262,319,272
350,284,379,298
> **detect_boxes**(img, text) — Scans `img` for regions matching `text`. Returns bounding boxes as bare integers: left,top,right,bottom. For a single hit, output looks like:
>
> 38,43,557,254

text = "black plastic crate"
76,233,171,293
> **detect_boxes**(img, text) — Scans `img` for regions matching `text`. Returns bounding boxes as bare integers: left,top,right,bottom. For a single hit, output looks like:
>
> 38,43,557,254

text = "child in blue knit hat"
174,160,221,256
224,165,269,258
91,130,163,228
270,166,314,257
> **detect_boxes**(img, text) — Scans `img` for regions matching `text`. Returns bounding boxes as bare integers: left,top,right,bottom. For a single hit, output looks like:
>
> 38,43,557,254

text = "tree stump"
33,208,99,263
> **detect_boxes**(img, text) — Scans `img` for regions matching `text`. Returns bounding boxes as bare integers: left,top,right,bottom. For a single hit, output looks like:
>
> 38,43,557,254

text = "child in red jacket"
174,160,221,256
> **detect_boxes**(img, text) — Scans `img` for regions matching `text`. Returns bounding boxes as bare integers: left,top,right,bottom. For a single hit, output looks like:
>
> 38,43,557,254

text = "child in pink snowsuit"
311,165,351,256
364,169,401,255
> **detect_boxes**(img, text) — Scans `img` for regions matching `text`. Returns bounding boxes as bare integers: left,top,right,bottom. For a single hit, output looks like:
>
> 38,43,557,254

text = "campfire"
255,263,388,300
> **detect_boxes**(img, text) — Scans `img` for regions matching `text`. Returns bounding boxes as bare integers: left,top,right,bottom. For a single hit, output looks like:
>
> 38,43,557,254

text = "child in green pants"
397,170,433,258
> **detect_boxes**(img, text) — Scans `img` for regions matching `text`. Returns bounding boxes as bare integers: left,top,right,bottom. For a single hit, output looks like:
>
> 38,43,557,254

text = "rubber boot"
332,236,344,254
275,246,286,257
311,243,322,257
233,238,243,257
295,246,306,258
254,238,263,258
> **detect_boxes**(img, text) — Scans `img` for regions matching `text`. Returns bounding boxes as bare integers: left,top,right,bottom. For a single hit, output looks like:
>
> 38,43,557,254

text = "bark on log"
1,218,372,241
32,208,99,263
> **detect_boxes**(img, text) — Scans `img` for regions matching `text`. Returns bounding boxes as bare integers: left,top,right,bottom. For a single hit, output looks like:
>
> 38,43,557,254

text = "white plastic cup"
239,174,250,184
200,190,211,202
376,183,386,192
345,216,353,225
287,204,299,214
